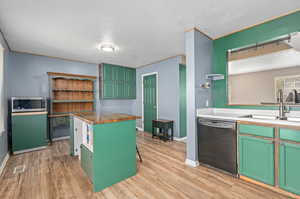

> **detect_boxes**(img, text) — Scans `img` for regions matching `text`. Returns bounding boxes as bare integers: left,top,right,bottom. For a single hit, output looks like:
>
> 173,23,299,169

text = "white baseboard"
185,159,199,167
174,136,187,142
0,153,9,177
52,136,70,141
136,127,143,132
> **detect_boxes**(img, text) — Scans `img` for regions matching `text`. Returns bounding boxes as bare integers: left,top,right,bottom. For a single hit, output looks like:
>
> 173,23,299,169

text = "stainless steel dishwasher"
197,118,237,175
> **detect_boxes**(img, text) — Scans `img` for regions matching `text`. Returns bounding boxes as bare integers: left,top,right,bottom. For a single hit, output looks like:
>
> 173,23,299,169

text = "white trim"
174,136,187,142
0,153,9,177
13,146,47,155
185,159,199,167
141,72,159,131
136,127,143,132
52,136,70,141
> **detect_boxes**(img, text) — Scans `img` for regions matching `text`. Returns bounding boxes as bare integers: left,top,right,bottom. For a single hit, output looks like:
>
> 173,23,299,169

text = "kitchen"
1,1,300,199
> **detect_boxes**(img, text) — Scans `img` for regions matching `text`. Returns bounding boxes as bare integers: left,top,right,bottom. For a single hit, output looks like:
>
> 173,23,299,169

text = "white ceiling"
0,0,299,67
228,49,300,75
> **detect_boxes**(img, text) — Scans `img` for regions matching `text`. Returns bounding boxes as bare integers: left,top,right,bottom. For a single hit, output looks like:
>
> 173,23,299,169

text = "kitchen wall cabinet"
238,135,275,185
99,63,136,99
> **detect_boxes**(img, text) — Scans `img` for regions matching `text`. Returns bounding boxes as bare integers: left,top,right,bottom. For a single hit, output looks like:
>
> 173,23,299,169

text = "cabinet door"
103,64,113,81
12,114,47,152
103,80,114,99
80,145,93,182
239,135,275,185
279,142,300,195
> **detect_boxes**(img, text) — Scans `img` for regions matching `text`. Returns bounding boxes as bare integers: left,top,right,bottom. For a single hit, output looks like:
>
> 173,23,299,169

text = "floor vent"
13,165,26,175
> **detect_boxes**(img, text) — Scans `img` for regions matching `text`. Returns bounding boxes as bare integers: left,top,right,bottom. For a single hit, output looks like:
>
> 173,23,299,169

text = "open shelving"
47,72,97,141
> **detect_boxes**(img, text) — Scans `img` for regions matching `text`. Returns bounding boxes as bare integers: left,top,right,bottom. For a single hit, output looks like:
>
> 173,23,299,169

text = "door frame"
141,72,158,131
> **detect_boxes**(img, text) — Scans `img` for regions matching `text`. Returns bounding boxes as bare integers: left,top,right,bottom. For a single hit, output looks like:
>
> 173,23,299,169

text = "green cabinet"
100,63,136,99
238,135,275,185
279,142,300,195
12,113,47,153
81,144,93,182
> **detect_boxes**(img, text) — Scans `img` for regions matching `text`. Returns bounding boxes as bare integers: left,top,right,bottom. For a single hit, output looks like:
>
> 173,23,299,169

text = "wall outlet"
206,99,209,107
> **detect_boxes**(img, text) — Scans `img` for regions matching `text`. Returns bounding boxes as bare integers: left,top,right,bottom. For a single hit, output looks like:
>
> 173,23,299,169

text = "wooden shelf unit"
48,72,97,116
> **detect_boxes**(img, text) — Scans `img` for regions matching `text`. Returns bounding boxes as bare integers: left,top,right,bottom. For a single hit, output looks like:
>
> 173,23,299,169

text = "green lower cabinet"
238,135,275,186
279,142,300,195
12,113,47,153
80,144,93,182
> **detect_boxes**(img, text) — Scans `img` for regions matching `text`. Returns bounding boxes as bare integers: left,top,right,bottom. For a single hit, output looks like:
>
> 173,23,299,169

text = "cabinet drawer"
239,124,274,138
280,128,300,143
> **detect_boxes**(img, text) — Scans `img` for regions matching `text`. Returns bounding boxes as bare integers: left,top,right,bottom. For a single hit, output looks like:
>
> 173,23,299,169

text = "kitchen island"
70,112,140,192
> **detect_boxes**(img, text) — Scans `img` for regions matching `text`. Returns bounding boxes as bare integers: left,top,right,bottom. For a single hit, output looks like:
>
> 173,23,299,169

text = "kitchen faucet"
278,89,289,120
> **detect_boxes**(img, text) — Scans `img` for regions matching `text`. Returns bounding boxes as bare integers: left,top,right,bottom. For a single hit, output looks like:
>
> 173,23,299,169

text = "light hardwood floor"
0,132,293,199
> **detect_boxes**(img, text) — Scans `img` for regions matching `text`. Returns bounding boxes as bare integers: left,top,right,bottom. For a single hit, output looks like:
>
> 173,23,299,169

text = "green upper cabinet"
238,135,275,186
100,63,136,99
279,142,300,195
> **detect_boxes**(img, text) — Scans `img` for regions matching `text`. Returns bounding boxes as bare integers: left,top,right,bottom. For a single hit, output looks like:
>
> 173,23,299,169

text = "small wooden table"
152,119,174,141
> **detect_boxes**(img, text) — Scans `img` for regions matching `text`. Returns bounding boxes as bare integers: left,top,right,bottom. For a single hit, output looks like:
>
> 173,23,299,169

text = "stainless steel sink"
240,115,277,120
240,114,300,122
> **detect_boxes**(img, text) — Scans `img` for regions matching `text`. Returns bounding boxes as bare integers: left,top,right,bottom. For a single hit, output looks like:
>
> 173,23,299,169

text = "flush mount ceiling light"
98,43,117,52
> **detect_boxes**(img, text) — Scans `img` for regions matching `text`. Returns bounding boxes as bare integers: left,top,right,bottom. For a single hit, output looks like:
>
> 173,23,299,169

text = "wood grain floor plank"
0,131,294,199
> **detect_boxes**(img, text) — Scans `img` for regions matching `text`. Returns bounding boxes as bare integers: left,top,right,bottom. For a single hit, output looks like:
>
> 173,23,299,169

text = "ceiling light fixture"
98,43,116,52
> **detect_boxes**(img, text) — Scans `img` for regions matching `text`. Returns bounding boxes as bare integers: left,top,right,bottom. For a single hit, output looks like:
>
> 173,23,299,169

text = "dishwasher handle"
198,119,235,129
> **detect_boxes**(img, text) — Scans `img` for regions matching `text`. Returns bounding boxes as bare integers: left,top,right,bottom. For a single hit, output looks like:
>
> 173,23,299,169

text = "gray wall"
133,56,182,138
0,34,9,166
7,52,135,139
7,52,135,114
229,66,300,104
185,30,212,163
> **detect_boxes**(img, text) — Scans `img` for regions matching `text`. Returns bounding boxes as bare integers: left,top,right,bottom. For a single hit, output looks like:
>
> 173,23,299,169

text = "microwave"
11,97,47,113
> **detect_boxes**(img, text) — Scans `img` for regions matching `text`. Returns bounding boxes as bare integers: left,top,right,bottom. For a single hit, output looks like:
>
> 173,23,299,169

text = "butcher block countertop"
72,112,141,125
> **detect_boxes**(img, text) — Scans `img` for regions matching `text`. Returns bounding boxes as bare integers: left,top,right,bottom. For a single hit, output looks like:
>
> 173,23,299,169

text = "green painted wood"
143,74,157,133
80,144,93,182
103,64,113,81
239,124,274,138
279,128,300,143
92,120,136,192
212,11,300,111
69,116,74,156
12,114,47,152
101,63,136,99
279,142,300,195
179,64,187,138
238,135,275,186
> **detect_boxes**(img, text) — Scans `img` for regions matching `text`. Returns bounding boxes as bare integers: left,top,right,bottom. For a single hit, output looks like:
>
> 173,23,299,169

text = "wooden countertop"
71,112,141,125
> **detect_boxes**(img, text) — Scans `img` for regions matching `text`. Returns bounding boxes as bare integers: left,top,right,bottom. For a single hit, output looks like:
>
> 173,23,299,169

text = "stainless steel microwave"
11,97,47,113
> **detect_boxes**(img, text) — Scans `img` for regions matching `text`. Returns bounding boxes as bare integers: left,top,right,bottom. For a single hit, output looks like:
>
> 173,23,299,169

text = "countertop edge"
197,113,300,128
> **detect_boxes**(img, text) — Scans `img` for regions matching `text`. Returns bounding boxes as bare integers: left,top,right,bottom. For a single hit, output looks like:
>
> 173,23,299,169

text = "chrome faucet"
278,89,289,120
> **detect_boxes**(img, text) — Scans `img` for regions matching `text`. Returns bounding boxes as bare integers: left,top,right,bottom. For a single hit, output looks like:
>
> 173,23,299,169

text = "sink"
240,115,277,120
240,114,300,122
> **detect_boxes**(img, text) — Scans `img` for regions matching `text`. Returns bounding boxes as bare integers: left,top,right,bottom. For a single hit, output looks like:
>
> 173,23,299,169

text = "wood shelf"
53,100,94,103
53,89,94,92
48,72,96,116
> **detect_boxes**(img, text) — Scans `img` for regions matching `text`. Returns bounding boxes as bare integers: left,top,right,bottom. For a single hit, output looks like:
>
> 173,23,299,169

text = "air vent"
13,165,26,175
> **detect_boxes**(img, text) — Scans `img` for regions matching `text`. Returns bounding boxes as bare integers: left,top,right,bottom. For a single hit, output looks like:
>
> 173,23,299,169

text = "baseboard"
174,136,187,142
136,127,143,132
52,136,70,141
14,146,47,155
185,159,199,167
0,153,9,177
